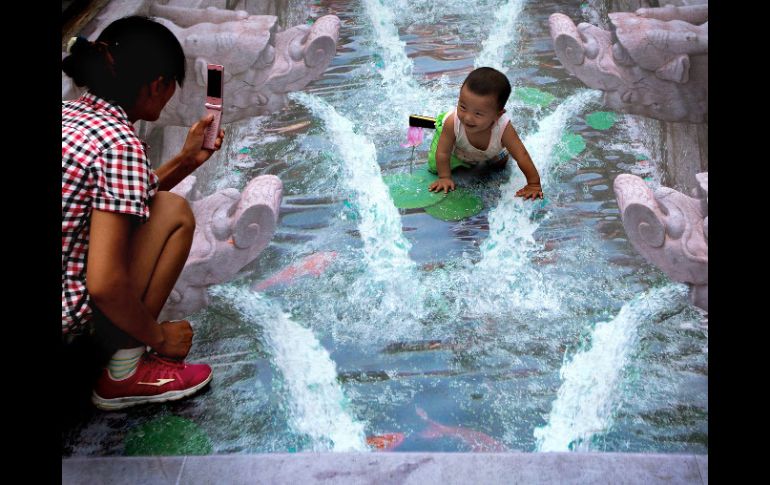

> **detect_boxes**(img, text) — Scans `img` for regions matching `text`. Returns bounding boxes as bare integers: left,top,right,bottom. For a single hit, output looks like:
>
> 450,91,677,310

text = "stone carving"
149,5,340,127
613,172,707,311
549,4,707,123
159,174,284,320
62,4,340,128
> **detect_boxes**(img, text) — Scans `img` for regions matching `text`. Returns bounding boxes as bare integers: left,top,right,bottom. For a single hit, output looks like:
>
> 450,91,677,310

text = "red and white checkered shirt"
62,92,159,335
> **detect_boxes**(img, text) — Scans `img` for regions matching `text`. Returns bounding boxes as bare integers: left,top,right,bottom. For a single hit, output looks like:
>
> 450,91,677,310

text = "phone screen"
207,69,222,98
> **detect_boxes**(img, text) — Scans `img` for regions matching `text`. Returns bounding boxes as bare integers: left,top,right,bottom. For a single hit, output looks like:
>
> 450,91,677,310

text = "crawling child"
427,67,543,200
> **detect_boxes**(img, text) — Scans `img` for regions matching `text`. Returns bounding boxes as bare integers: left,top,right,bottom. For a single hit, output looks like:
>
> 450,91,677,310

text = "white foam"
533,284,689,451
210,284,368,452
291,92,414,274
361,0,424,114
474,90,601,311
474,0,527,71
290,92,426,341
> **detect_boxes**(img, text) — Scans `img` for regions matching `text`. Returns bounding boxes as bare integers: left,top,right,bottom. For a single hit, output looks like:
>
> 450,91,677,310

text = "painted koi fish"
366,432,406,451
252,251,337,291
416,407,508,452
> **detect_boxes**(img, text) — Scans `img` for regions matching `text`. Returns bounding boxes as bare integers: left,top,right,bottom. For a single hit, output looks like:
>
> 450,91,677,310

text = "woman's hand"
179,114,225,170
429,177,456,193
152,320,194,359
516,182,544,200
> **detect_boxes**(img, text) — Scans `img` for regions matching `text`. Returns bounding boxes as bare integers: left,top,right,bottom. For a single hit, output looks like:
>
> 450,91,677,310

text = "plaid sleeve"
92,142,158,222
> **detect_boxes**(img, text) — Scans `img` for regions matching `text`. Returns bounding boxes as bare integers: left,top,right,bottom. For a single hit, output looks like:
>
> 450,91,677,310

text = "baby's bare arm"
502,123,543,199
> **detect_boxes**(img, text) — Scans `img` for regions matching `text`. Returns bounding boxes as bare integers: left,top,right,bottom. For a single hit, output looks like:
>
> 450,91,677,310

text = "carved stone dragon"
549,4,707,123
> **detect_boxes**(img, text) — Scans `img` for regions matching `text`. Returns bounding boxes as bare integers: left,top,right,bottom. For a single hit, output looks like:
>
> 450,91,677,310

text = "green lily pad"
238,147,250,154
124,416,212,456
383,170,445,209
424,188,483,221
585,111,617,130
634,153,648,161
514,87,556,108
552,132,586,164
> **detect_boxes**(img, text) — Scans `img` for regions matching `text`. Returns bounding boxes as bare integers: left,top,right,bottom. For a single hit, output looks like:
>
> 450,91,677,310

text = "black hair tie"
65,36,89,54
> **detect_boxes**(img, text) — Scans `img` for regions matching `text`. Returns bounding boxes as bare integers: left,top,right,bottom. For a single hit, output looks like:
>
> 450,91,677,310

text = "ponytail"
61,16,186,107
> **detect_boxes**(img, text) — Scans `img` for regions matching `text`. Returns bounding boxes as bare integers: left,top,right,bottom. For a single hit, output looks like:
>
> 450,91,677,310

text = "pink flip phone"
203,64,224,150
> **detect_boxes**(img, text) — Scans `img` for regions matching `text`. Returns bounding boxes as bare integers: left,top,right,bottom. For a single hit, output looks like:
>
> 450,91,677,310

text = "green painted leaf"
585,111,617,130
238,147,250,154
514,87,556,108
124,416,212,456
383,170,445,209
552,132,586,163
424,188,483,221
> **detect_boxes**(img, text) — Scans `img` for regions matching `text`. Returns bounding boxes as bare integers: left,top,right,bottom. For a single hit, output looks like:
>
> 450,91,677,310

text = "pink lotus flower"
401,126,425,148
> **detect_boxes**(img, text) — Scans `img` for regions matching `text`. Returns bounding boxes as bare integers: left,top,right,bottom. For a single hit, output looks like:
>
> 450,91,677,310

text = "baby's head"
456,67,511,132
461,67,511,111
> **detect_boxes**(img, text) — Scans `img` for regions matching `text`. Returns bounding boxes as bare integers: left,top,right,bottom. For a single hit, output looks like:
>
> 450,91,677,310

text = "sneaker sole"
91,372,213,411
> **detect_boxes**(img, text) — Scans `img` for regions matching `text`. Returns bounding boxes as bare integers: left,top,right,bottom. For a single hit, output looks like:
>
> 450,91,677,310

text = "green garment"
427,111,472,173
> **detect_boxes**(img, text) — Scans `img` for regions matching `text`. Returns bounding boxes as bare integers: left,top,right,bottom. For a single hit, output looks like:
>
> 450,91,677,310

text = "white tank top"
446,108,510,164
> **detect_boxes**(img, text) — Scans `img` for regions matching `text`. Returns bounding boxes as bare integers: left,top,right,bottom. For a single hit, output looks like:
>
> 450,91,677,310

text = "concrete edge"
63,452,708,485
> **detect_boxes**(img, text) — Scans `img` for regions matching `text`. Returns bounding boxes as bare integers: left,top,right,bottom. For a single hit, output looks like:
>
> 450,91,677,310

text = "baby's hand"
515,182,543,200
429,177,456,193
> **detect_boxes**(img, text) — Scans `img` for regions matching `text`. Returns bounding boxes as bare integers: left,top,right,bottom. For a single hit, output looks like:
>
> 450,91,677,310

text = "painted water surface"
63,0,707,455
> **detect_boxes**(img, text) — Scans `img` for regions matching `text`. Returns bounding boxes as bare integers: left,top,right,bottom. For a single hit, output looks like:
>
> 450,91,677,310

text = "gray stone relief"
160,174,283,321
549,4,707,124
149,5,339,126
613,173,707,311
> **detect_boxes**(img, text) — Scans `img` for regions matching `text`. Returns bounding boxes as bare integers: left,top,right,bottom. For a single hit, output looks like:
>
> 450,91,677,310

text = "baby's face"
456,86,503,134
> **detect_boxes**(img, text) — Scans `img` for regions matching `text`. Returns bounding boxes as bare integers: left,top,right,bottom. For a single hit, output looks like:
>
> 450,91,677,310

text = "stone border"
63,452,707,484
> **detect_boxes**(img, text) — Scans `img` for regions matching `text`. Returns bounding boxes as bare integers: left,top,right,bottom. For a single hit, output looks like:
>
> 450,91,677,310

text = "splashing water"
388,0,499,25
291,92,414,275
290,91,426,339
522,89,601,185
474,0,527,71
472,90,601,312
196,115,269,194
361,0,424,112
533,284,690,452
210,284,368,452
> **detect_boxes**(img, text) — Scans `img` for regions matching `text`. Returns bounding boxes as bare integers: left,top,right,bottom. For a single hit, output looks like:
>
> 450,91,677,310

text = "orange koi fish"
416,407,508,452
252,251,337,291
366,432,406,451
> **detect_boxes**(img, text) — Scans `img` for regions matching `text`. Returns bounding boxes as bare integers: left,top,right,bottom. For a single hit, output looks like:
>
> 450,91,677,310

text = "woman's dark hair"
62,16,186,107
462,67,511,111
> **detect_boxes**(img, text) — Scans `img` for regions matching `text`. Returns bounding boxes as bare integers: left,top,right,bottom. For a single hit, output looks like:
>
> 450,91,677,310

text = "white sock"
107,346,145,380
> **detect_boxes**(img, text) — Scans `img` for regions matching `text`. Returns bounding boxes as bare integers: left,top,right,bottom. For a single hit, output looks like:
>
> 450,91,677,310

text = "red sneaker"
91,352,212,411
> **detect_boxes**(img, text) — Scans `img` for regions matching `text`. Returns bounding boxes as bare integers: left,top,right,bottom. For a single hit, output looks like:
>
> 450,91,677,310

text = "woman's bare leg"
128,191,195,318
96,191,195,350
